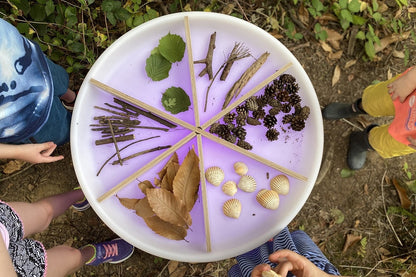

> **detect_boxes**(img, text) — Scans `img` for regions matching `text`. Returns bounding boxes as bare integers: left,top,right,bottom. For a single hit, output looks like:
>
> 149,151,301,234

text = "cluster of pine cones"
209,74,310,150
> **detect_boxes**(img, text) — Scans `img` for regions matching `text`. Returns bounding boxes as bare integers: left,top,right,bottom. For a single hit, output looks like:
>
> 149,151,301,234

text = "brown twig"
96,136,160,176
94,105,129,117
113,98,177,128
222,52,270,109
95,134,135,145
108,120,123,165
194,32,216,80
220,42,251,81
111,145,171,165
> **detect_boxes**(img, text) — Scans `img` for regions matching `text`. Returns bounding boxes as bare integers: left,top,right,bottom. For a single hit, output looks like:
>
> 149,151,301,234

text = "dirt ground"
1,9,416,277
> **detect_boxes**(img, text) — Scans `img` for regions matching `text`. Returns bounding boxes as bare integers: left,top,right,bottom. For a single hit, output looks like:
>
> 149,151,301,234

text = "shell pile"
261,270,281,277
222,181,237,196
270,174,289,195
205,166,224,186
237,175,256,192
256,189,280,210
223,199,242,219
234,162,248,176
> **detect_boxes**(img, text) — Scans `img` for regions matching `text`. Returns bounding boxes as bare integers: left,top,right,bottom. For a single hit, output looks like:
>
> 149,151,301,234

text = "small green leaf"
102,0,121,12
355,30,366,40
352,15,366,25
145,53,172,81
341,9,353,22
330,208,345,224
161,87,191,114
45,0,55,16
30,4,46,21
158,33,186,63
365,40,376,60
348,0,361,13
340,168,354,178
372,12,382,22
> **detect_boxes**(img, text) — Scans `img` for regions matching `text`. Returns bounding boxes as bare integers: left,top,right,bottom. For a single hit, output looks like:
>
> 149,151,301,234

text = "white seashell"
205,166,224,186
234,162,248,176
222,181,237,196
270,175,290,195
238,175,256,192
256,189,280,210
262,270,281,277
223,199,241,219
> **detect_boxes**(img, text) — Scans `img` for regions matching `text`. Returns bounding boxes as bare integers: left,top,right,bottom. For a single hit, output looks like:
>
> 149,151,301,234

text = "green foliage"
284,16,303,41
340,168,354,178
357,237,367,258
314,23,328,41
387,206,416,226
330,208,345,224
145,53,172,81
161,87,191,114
158,33,186,63
101,0,130,26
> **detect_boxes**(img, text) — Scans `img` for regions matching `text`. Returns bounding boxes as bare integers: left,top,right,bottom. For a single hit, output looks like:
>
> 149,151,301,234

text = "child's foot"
84,238,134,266
71,187,90,211
61,90,78,111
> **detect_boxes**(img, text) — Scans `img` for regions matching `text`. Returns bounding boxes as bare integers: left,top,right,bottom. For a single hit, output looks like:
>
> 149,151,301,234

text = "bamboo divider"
184,16,200,126
97,132,196,202
197,135,211,252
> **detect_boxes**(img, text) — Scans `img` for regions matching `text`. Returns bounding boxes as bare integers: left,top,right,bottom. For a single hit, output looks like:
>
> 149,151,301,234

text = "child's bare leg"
9,189,84,237
59,88,77,103
46,245,95,276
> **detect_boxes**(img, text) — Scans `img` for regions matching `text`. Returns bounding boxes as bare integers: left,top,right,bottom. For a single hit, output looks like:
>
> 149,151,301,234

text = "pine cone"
252,108,266,120
236,114,247,126
268,98,282,108
263,114,277,128
237,139,253,150
223,112,236,124
209,122,221,134
289,94,301,106
276,91,290,102
282,114,293,125
217,124,231,139
245,97,258,111
269,107,281,116
265,128,279,141
224,133,237,144
282,104,292,113
247,117,261,126
232,126,247,140
286,82,300,94
290,117,306,131
256,95,269,108
264,83,277,98
236,105,248,116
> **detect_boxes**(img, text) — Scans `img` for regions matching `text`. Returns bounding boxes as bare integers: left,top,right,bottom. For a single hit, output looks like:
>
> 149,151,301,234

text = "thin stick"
97,132,196,202
197,134,211,252
202,62,293,130
184,16,200,126
97,136,160,176
200,130,307,181
108,120,123,165
95,134,135,145
90,79,197,132
111,145,171,165
94,105,129,117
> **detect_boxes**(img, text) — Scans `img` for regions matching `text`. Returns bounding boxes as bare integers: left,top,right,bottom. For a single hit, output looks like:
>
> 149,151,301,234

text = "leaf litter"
117,148,200,240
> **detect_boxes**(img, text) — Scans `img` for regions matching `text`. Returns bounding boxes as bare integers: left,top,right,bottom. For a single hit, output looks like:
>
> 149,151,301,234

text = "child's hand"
251,264,273,277
388,67,416,103
407,136,416,149
268,250,334,277
15,142,64,164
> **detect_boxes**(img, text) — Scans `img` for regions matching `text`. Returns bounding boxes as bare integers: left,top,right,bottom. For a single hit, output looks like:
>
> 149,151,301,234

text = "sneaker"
72,187,90,211
61,91,78,111
84,238,134,266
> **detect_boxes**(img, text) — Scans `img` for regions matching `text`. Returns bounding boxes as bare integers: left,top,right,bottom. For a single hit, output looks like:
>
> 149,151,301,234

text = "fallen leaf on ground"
342,233,362,253
332,65,341,87
320,41,333,53
344,60,357,69
298,4,309,25
392,178,411,209
3,160,26,174
170,265,187,277
375,32,410,53
168,260,179,274
329,50,343,60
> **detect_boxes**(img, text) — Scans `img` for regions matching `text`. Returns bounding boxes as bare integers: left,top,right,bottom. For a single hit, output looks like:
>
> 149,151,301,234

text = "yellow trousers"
362,75,416,158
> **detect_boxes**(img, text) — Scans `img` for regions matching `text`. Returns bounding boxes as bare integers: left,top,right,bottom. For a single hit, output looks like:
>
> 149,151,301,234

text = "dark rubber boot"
347,125,376,170
322,99,366,120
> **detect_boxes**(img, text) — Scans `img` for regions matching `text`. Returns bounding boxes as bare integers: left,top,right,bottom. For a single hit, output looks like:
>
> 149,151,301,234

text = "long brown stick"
97,132,196,202
111,145,171,165
222,52,270,109
194,32,216,80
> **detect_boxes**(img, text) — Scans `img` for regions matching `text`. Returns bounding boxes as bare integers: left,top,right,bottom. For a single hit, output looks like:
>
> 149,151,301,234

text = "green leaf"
16,22,30,35
372,0,379,11
348,0,361,13
10,0,31,15
106,12,117,26
330,208,345,224
161,87,191,114
45,0,55,16
158,33,186,63
352,15,366,25
30,4,46,21
341,9,353,22
311,0,324,11
365,40,376,60
340,168,354,178
114,8,130,21
372,12,382,22
339,0,348,9
102,0,121,12
145,53,172,81
355,30,366,40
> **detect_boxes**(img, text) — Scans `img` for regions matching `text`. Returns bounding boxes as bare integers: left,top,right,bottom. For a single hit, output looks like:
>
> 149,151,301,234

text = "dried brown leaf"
117,196,140,210
329,50,343,60
154,177,161,187
375,32,410,53
169,265,187,277
172,148,200,212
298,4,309,25
147,188,192,227
342,233,362,253
168,260,179,274
387,68,393,80
344,60,357,69
392,50,405,58
161,161,180,192
3,160,26,174
138,180,153,195
409,7,416,13
332,65,341,87
392,178,411,209
134,197,155,218
320,41,333,53
144,215,187,240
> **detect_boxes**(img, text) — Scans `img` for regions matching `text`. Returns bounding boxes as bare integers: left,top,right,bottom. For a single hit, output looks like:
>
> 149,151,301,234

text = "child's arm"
0,142,64,164
0,235,17,277
388,67,416,103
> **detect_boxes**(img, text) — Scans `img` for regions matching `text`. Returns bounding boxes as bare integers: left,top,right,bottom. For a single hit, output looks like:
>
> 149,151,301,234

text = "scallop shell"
222,181,237,196
205,166,224,186
234,162,248,176
262,270,281,277
223,199,241,219
238,175,256,192
270,174,289,195
256,189,280,210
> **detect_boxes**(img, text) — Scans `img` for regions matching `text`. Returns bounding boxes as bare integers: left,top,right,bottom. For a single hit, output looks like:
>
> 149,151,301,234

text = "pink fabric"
0,222,10,249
